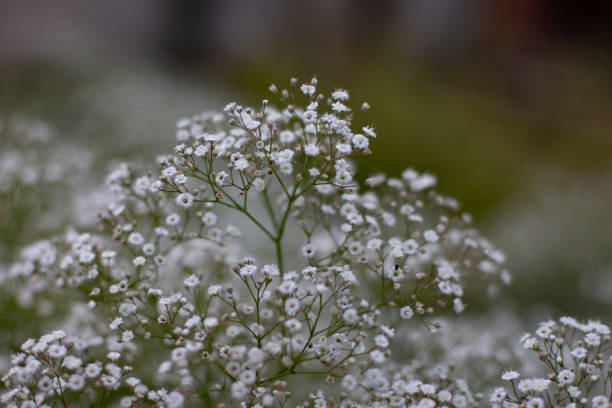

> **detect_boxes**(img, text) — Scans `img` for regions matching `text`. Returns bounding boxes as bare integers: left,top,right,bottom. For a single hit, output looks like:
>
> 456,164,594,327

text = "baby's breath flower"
183,274,200,288
400,306,414,320
0,78,522,408
175,193,194,208
501,370,520,381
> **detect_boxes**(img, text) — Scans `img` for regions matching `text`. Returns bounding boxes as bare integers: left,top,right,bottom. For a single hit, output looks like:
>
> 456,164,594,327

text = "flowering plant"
1,78,609,408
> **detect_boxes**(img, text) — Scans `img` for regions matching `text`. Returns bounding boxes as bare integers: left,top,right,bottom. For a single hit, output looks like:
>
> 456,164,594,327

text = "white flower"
194,145,208,157
201,212,217,226
332,89,349,101
155,226,169,236
232,157,249,172
161,166,177,178
231,381,248,399
300,84,316,96
101,250,116,266
370,349,385,363
302,110,318,124
278,280,296,295
362,125,376,138
592,396,610,408
336,143,352,155
520,333,537,349
110,317,123,330
568,386,581,398
374,334,389,348
262,264,280,276
171,347,187,362
284,319,302,333
279,162,293,174
175,193,194,208
352,134,369,149
557,369,575,384
335,170,352,185
127,232,144,246
452,395,467,408
341,374,358,390
304,143,320,156
343,308,359,324
302,244,316,258
423,230,438,243
166,213,181,225
400,306,413,320
204,317,218,329
285,298,300,316
184,274,200,288
63,355,82,370
331,101,349,112
132,256,146,266
501,370,520,381
571,346,587,359
215,171,229,185
122,330,134,343
37,376,53,391
240,264,257,276
585,332,601,347
453,298,465,313
402,239,418,255
526,397,545,408
531,378,551,392
421,384,436,395
47,344,67,359
241,111,261,130
490,387,506,403
367,239,382,250
410,173,437,191
252,177,265,192
142,243,155,256
67,374,85,391
347,241,363,256
276,149,294,163
240,370,256,385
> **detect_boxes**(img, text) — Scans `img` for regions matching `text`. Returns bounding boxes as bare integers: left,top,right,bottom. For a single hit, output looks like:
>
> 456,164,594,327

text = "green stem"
262,191,279,229
274,191,296,276
275,239,284,277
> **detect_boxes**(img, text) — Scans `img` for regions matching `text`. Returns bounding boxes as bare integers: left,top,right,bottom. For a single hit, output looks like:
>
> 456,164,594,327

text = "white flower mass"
0,78,610,408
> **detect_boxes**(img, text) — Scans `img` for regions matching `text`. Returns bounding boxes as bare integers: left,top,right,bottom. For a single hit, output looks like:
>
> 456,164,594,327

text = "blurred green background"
1,0,611,322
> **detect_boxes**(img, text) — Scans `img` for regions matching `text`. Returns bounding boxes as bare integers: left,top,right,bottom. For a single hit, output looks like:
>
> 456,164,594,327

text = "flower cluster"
0,78,513,407
298,362,476,408
0,116,100,375
491,317,612,408
1,329,137,407
399,311,533,391
4,77,601,408
138,77,509,325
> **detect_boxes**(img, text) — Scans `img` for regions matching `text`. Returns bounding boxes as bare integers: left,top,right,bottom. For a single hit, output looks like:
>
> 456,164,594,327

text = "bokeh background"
1,0,611,324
